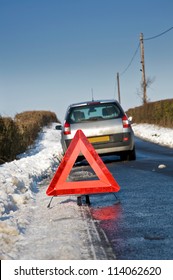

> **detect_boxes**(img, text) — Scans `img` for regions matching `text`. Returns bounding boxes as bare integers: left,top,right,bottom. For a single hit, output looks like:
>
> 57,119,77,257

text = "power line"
118,26,173,77
120,43,140,76
144,26,173,41
116,25,173,102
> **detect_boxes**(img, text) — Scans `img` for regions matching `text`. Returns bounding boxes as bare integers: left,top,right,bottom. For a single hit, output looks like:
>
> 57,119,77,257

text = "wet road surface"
84,137,173,259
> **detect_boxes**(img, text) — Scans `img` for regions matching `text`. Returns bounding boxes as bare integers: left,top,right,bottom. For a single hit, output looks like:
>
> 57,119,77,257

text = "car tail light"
123,136,129,141
64,122,71,135
122,115,131,128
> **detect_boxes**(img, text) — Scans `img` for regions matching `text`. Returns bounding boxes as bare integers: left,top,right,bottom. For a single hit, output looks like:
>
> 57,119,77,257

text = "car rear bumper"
63,132,134,155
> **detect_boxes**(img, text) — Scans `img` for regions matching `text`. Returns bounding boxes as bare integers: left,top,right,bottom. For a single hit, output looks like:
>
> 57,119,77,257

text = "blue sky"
0,0,173,121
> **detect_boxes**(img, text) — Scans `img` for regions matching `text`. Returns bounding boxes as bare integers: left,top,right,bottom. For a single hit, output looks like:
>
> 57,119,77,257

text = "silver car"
61,99,136,161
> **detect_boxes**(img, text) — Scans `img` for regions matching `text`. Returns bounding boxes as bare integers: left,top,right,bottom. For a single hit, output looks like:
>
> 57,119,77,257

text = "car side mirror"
55,125,62,130
128,116,133,123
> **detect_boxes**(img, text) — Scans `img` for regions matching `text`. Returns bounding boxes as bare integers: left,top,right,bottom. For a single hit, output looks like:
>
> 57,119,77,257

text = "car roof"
68,99,118,109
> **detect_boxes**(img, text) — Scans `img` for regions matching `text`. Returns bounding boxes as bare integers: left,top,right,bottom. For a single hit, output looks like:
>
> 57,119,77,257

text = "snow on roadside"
132,123,173,148
0,123,63,259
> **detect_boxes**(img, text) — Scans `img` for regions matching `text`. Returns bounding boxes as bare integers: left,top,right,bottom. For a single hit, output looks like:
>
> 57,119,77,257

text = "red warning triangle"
46,130,120,196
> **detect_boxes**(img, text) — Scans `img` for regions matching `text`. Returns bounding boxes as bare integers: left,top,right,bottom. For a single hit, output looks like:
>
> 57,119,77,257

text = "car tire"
120,146,136,161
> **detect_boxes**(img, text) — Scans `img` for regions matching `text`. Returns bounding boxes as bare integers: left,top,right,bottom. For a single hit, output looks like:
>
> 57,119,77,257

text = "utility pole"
117,72,121,104
91,88,94,101
140,32,147,104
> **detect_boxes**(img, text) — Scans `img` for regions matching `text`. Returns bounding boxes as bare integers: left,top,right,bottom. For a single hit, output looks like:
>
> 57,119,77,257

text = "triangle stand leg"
85,195,90,205
47,196,54,208
77,196,82,206
77,195,91,206
113,193,121,204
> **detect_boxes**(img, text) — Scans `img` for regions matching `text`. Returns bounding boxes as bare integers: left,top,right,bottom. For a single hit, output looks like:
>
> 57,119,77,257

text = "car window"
68,103,121,123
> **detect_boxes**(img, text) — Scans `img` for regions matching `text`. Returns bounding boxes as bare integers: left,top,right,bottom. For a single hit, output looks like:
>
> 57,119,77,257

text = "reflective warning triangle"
46,130,120,196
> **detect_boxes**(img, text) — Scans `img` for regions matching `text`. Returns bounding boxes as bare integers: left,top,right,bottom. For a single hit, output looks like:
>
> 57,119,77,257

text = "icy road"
1,123,173,259
89,138,173,259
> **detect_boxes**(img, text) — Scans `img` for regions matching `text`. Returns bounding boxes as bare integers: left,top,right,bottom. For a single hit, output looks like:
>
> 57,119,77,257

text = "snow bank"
0,123,62,216
132,123,173,148
0,123,63,259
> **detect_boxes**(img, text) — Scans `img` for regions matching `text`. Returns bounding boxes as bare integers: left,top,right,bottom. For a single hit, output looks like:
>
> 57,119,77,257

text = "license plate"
88,135,110,143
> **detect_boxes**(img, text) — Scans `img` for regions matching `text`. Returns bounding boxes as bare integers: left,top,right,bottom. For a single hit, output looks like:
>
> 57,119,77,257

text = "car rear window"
67,103,122,123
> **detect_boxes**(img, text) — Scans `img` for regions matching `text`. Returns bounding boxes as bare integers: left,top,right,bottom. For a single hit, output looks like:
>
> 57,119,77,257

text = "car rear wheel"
120,146,136,161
